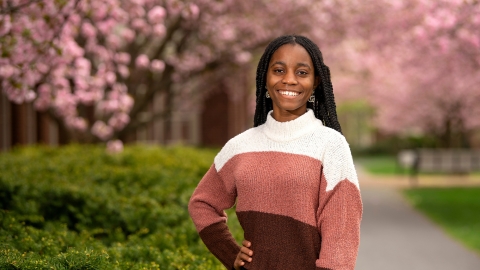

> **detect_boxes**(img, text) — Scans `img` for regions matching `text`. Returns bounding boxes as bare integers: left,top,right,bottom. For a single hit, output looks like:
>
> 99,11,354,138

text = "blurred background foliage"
1,0,480,151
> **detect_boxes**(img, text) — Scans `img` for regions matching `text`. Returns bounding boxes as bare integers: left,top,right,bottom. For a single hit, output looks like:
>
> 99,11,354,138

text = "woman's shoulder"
213,126,262,170
312,122,348,145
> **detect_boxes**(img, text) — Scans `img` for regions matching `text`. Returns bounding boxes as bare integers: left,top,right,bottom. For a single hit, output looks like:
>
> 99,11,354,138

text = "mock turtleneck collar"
261,109,321,142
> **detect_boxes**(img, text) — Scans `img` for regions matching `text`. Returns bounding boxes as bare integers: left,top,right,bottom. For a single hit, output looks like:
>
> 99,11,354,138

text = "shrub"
0,144,229,269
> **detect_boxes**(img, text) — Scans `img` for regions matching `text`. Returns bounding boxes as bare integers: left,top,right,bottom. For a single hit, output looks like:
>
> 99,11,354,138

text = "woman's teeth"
279,90,300,96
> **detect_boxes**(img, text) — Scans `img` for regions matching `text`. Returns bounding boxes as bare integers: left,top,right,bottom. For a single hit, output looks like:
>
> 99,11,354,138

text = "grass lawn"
354,155,406,175
403,187,480,254
355,155,480,176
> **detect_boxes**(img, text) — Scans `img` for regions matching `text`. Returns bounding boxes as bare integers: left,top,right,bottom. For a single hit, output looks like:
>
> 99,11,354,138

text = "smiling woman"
266,44,318,122
189,35,362,270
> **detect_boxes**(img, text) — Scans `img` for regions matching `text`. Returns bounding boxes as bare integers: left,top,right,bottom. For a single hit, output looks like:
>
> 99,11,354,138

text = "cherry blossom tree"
323,0,480,147
1,0,326,145
6,0,476,148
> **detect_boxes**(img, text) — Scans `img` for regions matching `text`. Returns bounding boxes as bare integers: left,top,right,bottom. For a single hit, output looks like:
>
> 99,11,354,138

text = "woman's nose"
282,71,297,85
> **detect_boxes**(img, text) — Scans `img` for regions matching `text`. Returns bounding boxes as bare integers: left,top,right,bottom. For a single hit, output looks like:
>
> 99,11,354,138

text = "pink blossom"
34,97,51,111
91,121,113,140
106,139,124,153
91,77,107,91
219,27,236,41
25,90,36,102
35,62,50,74
77,88,101,105
53,90,77,118
92,4,108,20
108,113,130,130
75,78,89,90
92,45,112,61
148,6,167,24
115,53,131,65
75,58,91,76
105,71,117,85
81,22,96,38
106,35,121,49
424,14,441,29
152,24,166,38
69,13,81,25
0,14,12,36
438,37,450,53
150,59,165,73
6,87,35,104
131,0,145,6
182,3,200,20
119,94,134,112
8,89,26,104
12,16,31,34
66,117,87,131
0,65,16,78
97,19,116,35
458,31,480,48
167,0,184,16
102,99,119,113
111,8,129,22
38,84,51,95
118,65,130,78
131,5,146,17
63,39,85,58
132,18,147,31
121,28,136,43
135,54,150,68
23,70,41,87
53,78,70,90
112,83,128,93
235,51,252,64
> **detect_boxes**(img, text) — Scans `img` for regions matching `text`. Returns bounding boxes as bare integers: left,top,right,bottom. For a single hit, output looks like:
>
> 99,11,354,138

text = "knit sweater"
188,109,362,270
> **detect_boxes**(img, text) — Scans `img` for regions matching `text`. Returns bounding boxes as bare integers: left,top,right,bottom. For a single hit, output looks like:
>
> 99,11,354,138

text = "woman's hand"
234,240,253,270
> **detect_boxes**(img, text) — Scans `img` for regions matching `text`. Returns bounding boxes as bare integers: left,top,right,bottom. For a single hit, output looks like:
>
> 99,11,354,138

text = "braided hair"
253,34,342,134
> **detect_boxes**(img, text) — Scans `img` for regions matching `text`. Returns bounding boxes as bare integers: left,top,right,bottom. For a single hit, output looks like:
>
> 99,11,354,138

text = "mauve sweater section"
188,110,362,270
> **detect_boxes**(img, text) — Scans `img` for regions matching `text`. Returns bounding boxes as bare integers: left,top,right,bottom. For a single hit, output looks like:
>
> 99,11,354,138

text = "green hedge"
0,144,240,269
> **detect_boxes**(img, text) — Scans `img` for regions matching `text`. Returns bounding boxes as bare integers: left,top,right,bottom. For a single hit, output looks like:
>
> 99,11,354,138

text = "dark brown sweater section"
199,222,240,269
235,211,321,270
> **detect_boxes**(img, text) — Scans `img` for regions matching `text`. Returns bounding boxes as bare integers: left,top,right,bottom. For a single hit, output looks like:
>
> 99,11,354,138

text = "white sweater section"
214,109,359,191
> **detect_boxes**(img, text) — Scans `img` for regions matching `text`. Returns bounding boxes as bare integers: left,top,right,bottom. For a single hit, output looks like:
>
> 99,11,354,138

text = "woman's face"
266,44,318,121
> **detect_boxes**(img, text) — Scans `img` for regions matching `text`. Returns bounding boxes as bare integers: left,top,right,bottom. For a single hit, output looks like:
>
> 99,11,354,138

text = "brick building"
0,85,252,152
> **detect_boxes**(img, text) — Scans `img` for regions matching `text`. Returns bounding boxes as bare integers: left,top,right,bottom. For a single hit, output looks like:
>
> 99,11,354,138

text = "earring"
265,91,271,98
308,93,315,103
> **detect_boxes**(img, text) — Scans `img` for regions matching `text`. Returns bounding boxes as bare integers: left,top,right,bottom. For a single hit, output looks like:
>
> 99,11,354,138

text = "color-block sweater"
188,110,362,270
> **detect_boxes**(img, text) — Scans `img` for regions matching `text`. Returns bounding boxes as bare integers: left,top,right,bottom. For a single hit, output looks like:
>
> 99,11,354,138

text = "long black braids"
253,35,342,134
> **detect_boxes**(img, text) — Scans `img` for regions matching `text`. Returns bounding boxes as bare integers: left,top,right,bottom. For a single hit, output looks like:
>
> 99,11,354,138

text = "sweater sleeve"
315,136,363,270
188,164,240,269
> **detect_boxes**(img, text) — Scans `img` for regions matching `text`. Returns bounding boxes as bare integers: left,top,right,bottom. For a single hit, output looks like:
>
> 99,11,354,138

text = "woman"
188,35,362,270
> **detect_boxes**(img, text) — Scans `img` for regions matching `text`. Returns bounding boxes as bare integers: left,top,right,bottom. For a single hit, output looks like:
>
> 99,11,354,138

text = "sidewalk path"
355,164,480,270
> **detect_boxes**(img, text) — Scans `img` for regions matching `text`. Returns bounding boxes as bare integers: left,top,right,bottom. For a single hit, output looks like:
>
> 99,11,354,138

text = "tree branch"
1,0,44,14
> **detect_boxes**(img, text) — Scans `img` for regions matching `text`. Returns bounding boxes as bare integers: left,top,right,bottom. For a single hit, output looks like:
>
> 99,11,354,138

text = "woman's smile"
277,90,301,97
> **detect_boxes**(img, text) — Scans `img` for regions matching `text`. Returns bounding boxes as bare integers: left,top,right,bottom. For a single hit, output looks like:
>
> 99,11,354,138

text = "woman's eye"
273,69,284,73
298,70,308,75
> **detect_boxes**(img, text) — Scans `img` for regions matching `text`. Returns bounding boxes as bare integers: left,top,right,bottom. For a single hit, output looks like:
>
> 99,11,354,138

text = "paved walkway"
355,164,480,270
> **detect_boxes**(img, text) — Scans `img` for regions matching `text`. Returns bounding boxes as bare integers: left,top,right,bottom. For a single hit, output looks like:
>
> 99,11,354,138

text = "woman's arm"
315,136,363,270
188,164,240,269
